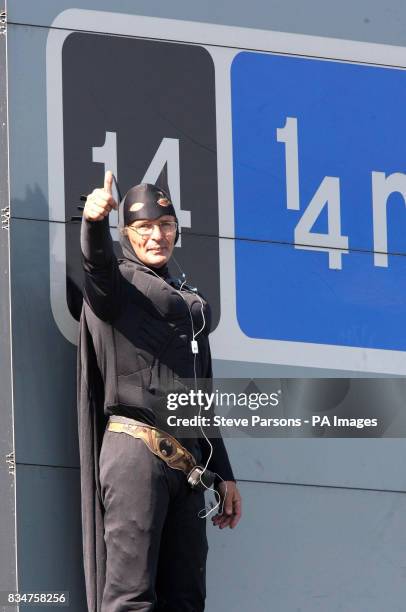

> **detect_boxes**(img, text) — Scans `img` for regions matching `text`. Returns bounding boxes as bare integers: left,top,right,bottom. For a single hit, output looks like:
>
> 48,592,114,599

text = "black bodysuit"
80,215,234,478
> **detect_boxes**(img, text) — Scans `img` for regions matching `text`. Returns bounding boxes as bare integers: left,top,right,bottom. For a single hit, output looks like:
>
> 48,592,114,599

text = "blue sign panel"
232,51,406,350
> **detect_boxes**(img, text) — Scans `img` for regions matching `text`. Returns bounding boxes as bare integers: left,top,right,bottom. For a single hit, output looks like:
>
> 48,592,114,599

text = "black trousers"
99,429,208,612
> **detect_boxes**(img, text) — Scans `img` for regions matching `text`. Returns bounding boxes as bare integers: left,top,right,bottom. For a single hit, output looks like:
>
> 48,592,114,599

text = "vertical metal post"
0,5,18,607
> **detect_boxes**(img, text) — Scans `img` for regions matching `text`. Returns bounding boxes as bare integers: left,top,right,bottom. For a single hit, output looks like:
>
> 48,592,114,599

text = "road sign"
47,9,406,372
49,25,220,333
232,52,406,351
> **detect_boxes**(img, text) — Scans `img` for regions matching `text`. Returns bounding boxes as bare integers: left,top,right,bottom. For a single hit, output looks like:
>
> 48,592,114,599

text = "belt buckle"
157,436,177,459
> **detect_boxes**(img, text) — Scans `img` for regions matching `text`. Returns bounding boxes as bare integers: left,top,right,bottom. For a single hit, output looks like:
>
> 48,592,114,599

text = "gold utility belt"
107,415,197,475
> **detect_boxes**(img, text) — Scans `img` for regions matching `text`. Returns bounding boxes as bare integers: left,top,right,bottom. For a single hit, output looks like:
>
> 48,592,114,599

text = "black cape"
77,303,108,612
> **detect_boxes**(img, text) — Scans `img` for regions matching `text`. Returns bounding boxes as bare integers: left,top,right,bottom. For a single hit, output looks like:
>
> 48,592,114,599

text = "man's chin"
147,253,168,268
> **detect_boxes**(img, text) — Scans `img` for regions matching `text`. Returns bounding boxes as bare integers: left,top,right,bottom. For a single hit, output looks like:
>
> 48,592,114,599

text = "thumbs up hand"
83,170,118,221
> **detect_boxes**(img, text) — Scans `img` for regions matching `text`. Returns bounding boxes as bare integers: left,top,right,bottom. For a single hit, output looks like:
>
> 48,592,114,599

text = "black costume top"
77,215,235,612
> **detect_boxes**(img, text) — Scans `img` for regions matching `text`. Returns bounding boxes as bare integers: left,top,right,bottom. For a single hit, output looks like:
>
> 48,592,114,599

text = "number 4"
295,176,349,270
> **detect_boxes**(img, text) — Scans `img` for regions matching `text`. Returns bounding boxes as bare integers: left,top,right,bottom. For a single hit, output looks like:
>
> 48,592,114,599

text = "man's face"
126,214,176,268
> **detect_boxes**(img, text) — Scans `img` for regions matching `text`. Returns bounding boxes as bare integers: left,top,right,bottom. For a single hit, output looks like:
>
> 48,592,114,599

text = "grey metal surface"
6,2,406,612
0,5,18,604
10,218,78,468
213,357,390,378
206,480,406,612
16,464,86,612
7,0,406,48
224,438,406,492
7,24,48,221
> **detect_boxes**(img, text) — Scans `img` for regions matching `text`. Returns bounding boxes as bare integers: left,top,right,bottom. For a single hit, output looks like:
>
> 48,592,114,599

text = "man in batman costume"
77,168,242,612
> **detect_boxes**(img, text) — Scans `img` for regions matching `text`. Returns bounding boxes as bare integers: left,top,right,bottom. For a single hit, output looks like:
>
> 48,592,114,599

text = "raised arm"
80,171,121,321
